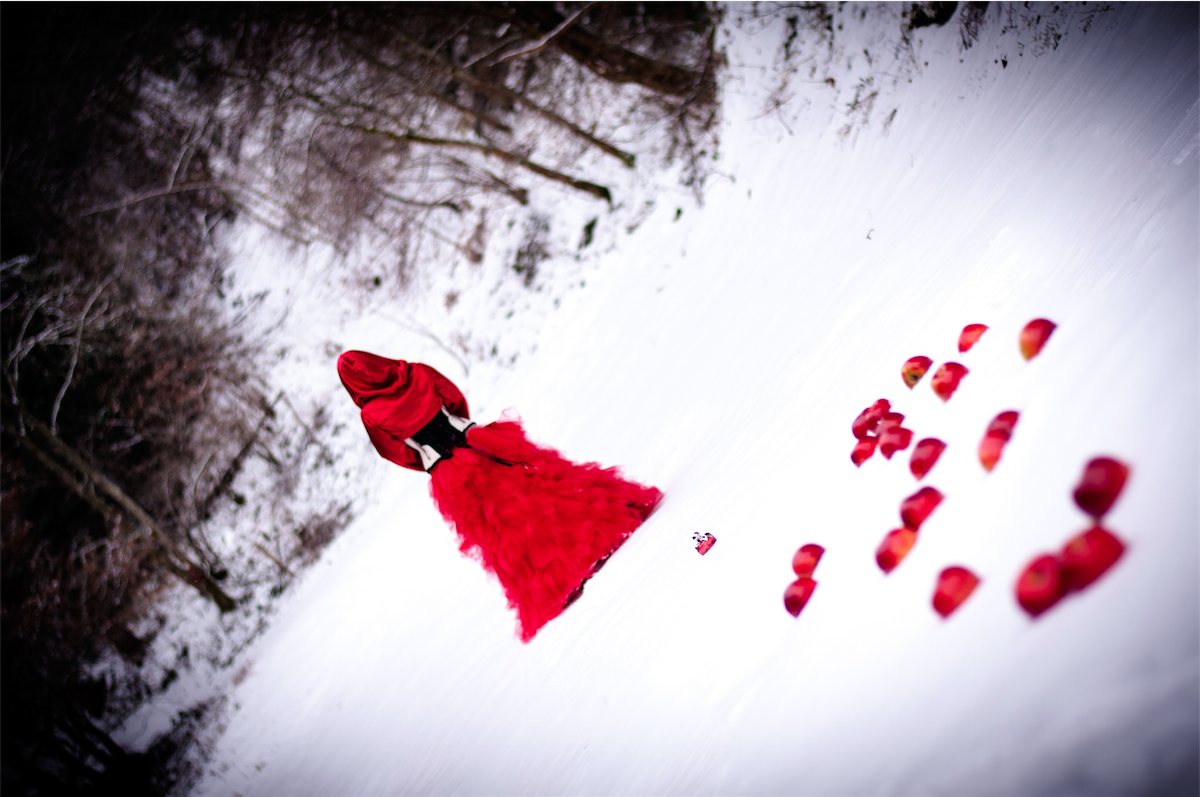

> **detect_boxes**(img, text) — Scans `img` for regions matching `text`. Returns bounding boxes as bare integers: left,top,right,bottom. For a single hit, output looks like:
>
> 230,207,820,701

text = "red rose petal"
879,426,914,459
1061,526,1125,591
909,438,946,480
902,356,933,389
792,544,825,578
987,410,1020,441
958,323,989,353
978,430,1009,472
876,528,918,574
852,398,892,440
784,577,818,617
933,565,980,618
851,436,878,467
1020,318,1057,361
1072,456,1131,520
900,486,943,531
930,362,968,402
1015,554,1068,618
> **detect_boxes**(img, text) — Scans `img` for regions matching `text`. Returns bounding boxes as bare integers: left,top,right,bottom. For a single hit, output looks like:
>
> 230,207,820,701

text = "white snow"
194,5,1198,795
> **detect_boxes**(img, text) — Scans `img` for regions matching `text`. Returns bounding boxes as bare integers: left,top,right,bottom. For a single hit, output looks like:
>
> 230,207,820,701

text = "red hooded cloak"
338,350,662,641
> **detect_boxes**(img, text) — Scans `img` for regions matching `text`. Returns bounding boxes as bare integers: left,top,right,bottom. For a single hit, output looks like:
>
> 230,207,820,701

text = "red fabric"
338,351,469,471
431,419,662,641
338,351,663,641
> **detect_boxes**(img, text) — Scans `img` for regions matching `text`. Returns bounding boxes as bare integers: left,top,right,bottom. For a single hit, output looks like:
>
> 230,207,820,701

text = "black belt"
410,410,470,464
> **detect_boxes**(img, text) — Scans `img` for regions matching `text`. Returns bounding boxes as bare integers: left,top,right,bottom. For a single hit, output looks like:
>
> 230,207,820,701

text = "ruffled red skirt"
428,419,662,642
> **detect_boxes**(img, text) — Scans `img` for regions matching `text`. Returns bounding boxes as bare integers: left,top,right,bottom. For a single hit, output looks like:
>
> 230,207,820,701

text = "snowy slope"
196,6,1198,796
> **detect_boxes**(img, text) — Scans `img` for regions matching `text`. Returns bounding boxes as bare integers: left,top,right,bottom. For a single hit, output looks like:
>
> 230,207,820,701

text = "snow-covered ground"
195,5,1198,795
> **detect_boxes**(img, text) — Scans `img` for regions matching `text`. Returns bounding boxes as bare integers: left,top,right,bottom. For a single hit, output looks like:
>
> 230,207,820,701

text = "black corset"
410,411,469,461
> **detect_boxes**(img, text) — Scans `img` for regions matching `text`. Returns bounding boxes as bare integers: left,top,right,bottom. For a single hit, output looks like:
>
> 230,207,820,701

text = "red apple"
1015,554,1068,618
902,356,933,389
909,438,946,480
930,362,968,402
958,323,989,353
852,398,891,439
978,431,1008,472
784,577,818,617
792,543,825,578
1020,318,1057,361
1061,526,1125,591
879,426,914,459
851,436,878,467
987,410,1020,441
900,486,943,531
1072,456,1130,519
933,566,980,618
876,528,917,574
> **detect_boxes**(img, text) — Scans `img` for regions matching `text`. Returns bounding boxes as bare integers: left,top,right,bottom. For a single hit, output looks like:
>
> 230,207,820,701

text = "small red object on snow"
1020,318,1057,361
879,425,914,459
902,356,933,388
792,543,825,578
1061,526,1125,591
900,486,943,531
851,436,878,467
930,362,968,402
784,577,817,617
878,412,906,432
909,438,946,480
852,399,891,440
958,324,989,353
876,528,918,574
987,410,1020,440
693,532,716,555
978,431,1008,472
1072,457,1130,520
933,566,980,618
1015,554,1068,618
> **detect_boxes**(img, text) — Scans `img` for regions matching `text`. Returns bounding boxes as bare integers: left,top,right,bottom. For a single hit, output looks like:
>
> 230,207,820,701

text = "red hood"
337,350,410,408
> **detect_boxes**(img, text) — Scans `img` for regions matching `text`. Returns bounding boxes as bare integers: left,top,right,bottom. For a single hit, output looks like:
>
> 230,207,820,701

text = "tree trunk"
501,3,710,99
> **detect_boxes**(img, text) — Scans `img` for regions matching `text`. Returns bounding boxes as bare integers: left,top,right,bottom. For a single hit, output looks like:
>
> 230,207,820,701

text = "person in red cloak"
337,350,663,642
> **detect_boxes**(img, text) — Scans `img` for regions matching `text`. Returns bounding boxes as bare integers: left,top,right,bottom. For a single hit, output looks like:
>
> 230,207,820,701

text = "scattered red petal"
876,528,918,574
900,486,943,531
933,566,980,618
851,436,878,467
987,410,1020,441
1015,554,1068,618
784,577,818,617
930,362,968,402
792,544,825,578
1072,457,1131,520
958,323,989,353
909,438,946,480
852,399,892,440
879,426,914,459
902,356,934,389
1061,526,1125,591
978,431,1008,472
1020,318,1057,361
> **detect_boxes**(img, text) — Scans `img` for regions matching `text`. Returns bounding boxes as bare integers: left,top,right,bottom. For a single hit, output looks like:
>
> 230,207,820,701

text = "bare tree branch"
387,31,637,168
490,3,594,65
50,278,111,434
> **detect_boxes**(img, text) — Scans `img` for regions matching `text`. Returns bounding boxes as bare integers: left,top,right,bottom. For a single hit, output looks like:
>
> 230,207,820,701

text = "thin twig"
50,279,110,434
490,3,594,65
78,182,226,217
